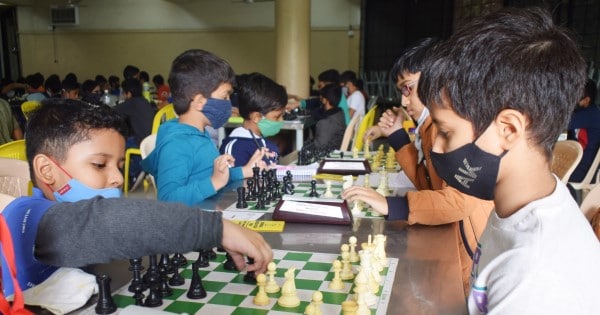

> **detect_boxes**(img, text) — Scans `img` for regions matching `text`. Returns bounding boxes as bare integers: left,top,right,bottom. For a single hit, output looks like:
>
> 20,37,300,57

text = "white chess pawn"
352,147,359,159
375,169,388,196
305,291,323,315
363,173,370,188
253,273,270,306
351,200,362,216
340,244,354,280
323,180,334,198
348,236,359,263
265,261,280,293
341,300,358,315
328,260,344,290
342,175,354,190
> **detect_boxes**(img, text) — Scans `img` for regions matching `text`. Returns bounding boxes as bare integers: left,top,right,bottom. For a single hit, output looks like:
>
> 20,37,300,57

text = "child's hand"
211,154,234,190
364,126,383,142
342,186,389,215
242,148,267,177
221,219,273,274
378,109,403,137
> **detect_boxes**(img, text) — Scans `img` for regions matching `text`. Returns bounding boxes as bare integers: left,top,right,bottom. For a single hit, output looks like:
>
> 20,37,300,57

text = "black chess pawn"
95,274,117,314
308,180,320,197
168,262,185,286
187,262,207,299
236,187,248,208
273,181,282,200
286,170,293,182
340,151,345,159
207,248,217,260
143,255,160,287
144,282,163,307
243,257,257,284
196,250,210,268
223,252,237,271
128,258,146,293
216,246,226,252
158,263,173,298
246,179,256,201
158,253,174,274
172,253,187,267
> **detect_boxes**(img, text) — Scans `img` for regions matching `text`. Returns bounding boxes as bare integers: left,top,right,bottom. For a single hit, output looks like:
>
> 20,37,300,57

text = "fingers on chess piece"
223,252,238,271
95,274,117,315
244,257,257,284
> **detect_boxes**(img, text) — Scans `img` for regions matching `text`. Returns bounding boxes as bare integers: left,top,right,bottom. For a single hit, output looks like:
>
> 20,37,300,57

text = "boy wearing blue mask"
418,7,600,313
1,99,273,303
220,73,286,167
142,49,266,206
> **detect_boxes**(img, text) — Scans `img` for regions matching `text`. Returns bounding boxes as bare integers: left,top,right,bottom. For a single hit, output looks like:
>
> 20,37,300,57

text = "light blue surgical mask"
257,117,284,137
49,160,122,202
201,98,232,128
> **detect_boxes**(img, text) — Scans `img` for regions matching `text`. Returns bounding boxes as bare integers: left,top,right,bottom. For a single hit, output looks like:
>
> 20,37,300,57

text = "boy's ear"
33,154,58,186
250,111,262,123
495,109,527,150
190,93,208,112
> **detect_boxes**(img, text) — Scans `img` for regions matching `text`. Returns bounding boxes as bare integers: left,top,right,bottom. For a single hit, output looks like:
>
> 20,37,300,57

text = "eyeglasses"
400,80,418,97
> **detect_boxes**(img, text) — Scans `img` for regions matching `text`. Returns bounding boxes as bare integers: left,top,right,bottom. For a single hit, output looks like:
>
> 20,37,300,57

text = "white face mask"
341,86,349,96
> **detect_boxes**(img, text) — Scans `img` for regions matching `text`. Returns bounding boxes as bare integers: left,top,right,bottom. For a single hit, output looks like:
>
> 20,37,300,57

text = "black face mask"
430,140,507,201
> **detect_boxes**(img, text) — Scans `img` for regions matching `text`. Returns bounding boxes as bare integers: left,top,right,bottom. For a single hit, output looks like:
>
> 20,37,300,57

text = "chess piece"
353,267,376,307
308,180,320,197
342,175,354,190
265,261,280,293
142,255,160,288
196,249,210,268
207,248,217,260
305,291,323,315
172,253,187,267
168,261,185,286
374,234,389,267
351,200,362,216
246,179,256,201
158,253,174,274
187,262,207,299
277,267,301,308
95,274,117,314
253,273,270,306
341,300,358,315
363,173,370,188
223,252,237,271
328,260,344,290
358,250,379,295
348,236,360,263
352,147,359,159
323,180,334,198
128,258,146,293
340,151,345,159
340,244,354,280
236,186,248,208
363,139,371,158
244,257,257,284
158,262,173,298
144,279,163,307
375,168,388,196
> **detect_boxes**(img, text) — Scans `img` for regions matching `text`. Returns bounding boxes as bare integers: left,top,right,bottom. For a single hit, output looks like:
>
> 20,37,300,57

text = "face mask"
6,90,15,98
49,159,122,202
258,117,284,137
341,86,349,96
201,98,232,128
429,138,506,200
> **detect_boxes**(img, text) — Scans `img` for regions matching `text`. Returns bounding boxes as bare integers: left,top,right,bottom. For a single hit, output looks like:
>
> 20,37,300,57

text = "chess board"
224,182,388,219
80,249,398,315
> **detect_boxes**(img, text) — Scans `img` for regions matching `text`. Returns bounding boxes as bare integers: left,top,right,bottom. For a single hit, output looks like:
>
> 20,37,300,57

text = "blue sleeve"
230,166,244,181
156,140,217,206
388,129,411,151
385,196,409,221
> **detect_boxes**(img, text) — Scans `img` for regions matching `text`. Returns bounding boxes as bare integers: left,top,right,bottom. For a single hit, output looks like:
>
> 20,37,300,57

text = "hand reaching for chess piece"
341,186,389,216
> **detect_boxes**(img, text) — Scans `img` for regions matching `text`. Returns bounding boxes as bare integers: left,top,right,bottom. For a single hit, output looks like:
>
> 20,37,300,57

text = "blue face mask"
54,178,122,202
49,159,122,202
202,98,232,129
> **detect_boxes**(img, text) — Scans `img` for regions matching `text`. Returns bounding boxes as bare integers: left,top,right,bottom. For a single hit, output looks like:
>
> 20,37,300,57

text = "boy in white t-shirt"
418,7,600,314
344,77,365,119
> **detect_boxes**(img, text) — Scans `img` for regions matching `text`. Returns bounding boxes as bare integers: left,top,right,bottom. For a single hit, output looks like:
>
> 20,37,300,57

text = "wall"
13,0,361,84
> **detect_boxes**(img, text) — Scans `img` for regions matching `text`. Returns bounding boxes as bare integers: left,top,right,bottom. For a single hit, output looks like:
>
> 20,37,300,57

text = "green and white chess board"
81,249,398,314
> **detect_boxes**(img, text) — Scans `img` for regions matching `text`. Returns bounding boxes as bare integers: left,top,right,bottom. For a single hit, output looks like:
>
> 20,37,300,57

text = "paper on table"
222,211,265,221
322,161,366,171
279,200,343,219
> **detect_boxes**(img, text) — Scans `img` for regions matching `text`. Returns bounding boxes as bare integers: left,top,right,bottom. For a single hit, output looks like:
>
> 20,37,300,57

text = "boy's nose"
401,95,410,107
110,169,124,188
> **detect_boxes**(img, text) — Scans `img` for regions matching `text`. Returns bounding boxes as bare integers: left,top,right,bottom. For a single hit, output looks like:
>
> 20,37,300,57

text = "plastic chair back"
569,147,600,193
0,140,26,161
0,158,30,197
0,193,15,214
20,101,41,120
340,114,361,151
140,134,157,195
151,104,176,134
551,140,583,184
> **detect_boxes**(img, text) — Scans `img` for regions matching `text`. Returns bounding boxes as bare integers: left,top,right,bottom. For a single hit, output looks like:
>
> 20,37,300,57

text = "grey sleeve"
34,197,223,267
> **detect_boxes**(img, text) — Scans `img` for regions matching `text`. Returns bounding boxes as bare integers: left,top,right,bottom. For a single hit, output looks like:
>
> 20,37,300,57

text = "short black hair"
95,75,107,85
236,73,287,119
26,73,44,89
81,79,99,93
168,49,236,115
318,69,340,85
64,73,78,84
61,78,80,92
123,65,140,80
25,99,128,184
44,74,62,96
340,70,357,83
152,74,165,86
140,71,149,82
319,84,341,108
390,37,438,83
122,78,143,97
108,75,120,89
418,7,586,160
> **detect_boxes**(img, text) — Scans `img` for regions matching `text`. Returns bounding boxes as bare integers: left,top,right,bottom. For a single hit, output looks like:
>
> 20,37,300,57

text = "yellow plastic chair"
124,104,176,195
21,101,42,120
354,105,378,151
0,140,26,161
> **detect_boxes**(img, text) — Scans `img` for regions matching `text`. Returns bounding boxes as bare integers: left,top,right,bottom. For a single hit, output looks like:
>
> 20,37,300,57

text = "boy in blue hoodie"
142,50,266,206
